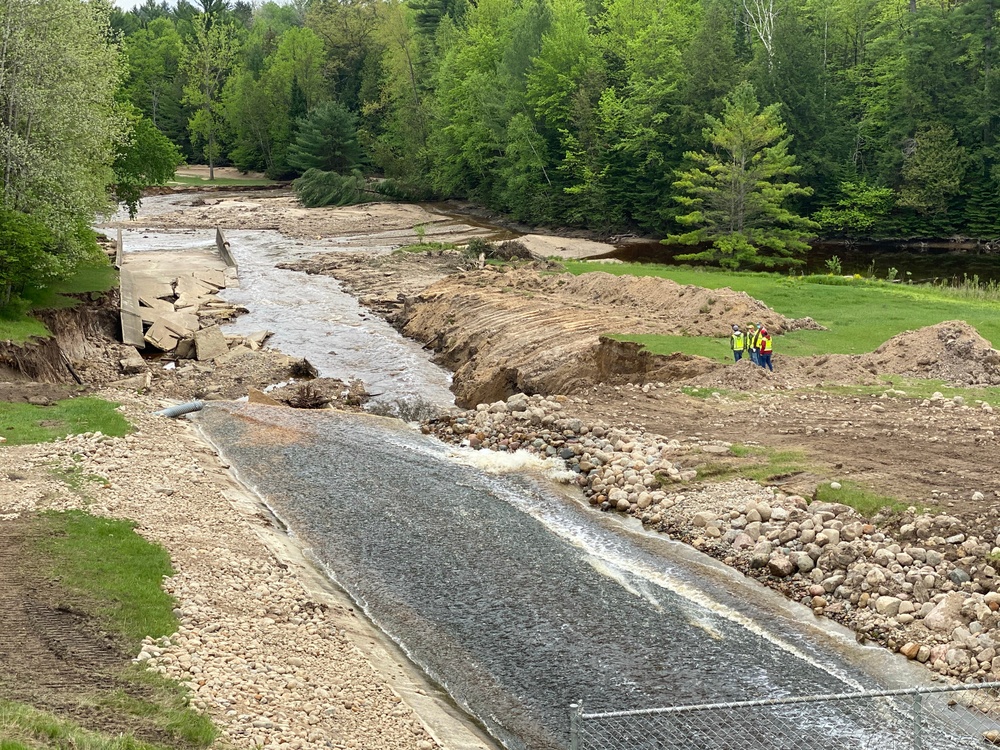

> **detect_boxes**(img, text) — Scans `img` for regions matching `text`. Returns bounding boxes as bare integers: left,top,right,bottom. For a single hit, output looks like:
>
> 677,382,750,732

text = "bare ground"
305,248,1000,518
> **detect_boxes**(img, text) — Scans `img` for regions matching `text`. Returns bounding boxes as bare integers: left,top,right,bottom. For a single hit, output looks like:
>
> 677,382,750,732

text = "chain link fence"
569,682,1000,750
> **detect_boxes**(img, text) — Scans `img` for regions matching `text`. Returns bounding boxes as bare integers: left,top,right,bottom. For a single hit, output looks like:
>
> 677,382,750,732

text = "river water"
117,195,982,749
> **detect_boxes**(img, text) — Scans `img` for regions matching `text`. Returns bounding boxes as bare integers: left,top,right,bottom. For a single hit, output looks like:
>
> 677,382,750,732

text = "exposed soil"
8,193,1000,743
304,248,1000,516
0,516,188,746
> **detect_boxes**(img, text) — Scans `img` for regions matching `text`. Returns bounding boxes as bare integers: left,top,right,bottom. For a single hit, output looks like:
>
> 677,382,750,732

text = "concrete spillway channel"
195,403,944,750
117,227,239,354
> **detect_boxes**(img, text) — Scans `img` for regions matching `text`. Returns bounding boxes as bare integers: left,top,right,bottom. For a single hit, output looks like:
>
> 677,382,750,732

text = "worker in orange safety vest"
758,327,773,371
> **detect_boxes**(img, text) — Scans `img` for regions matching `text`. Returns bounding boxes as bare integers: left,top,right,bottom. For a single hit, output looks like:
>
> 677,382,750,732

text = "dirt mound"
508,270,818,336
864,320,1000,386
395,265,815,404
688,357,791,390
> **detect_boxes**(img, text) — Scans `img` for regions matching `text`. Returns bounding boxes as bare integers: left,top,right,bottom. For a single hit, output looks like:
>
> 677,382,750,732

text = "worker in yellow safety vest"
746,323,760,365
730,324,746,362
758,327,773,371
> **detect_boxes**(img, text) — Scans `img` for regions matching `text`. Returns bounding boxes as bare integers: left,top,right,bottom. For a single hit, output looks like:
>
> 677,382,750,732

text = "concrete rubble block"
194,325,230,361
144,311,200,338
109,371,152,391
144,321,180,351
119,347,148,374
138,298,174,315
174,338,196,359
135,280,176,305
193,269,227,289
175,274,217,298
174,294,212,311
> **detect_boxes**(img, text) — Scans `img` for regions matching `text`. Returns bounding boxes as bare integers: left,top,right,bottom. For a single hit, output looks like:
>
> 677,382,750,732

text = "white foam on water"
486,478,869,693
446,446,569,477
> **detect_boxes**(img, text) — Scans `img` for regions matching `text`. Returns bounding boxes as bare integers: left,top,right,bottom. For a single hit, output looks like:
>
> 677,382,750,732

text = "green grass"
97,668,217,747
34,511,177,647
7,510,217,749
814,479,909,516
0,397,130,445
0,700,176,750
684,443,813,484
564,261,1000,360
168,174,277,186
394,241,457,253
0,259,117,344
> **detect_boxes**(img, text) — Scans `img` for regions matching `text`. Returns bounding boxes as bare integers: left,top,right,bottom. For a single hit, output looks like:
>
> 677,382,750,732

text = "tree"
287,101,364,174
113,108,183,218
0,0,125,263
897,124,966,216
182,14,239,179
666,83,818,269
814,180,894,236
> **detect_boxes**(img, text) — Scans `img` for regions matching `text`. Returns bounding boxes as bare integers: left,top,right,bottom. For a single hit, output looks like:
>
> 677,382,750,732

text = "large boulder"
923,592,970,633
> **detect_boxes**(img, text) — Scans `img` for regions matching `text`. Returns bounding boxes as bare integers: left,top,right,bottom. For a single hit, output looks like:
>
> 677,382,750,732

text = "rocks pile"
429,391,1000,683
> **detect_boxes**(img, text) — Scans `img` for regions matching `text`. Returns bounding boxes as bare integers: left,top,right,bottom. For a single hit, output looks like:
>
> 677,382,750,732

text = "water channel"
118,195,973,749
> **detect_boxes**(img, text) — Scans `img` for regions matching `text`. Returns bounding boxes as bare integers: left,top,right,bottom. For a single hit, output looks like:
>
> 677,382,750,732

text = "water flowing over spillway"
196,403,932,750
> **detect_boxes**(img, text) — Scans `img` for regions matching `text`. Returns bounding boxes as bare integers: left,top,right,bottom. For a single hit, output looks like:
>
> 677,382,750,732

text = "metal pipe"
153,400,205,418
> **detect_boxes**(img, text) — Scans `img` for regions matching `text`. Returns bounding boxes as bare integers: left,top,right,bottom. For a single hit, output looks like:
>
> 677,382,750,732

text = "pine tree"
287,101,364,175
666,83,818,269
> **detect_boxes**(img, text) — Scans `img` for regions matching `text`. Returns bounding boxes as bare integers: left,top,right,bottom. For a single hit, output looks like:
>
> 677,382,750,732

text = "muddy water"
196,403,957,750
115,195,455,410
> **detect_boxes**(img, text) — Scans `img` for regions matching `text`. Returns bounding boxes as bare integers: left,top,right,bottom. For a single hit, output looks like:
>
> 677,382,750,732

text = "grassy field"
5,510,218,749
564,261,1000,360
0,259,117,345
0,398,131,445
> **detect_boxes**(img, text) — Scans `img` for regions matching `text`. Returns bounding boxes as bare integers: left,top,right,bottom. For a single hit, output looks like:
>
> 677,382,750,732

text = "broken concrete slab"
109,371,152,391
135,280,176,305
119,347,148,375
144,321,181,351
192,269,226,289
139,298,174,313
194,325,230,361
174,338,195,360
175,274,217,298
245,330,273,348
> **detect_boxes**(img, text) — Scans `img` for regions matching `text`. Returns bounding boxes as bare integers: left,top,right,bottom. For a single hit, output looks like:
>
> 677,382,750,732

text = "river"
118,195,981,749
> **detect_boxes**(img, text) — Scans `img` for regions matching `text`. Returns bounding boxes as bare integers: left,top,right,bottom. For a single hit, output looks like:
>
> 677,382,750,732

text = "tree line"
4,0,999,301
115,0,1000,266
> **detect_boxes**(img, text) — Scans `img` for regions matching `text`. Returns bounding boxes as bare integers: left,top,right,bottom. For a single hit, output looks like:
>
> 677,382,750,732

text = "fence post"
912,692,922,750
570,703,582,750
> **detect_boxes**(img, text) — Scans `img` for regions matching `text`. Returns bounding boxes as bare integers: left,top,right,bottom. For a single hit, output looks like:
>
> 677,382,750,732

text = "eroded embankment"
0,296,126,384
394,265,818,406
